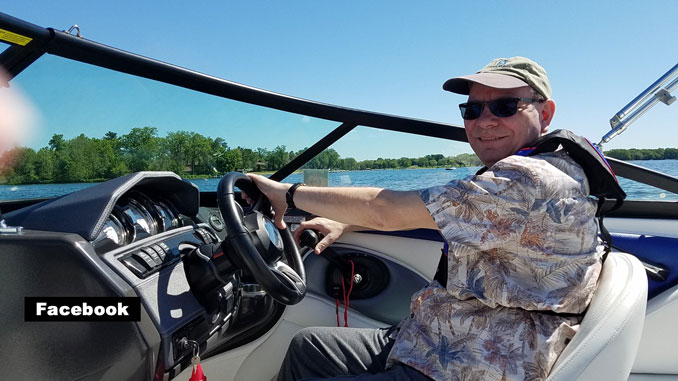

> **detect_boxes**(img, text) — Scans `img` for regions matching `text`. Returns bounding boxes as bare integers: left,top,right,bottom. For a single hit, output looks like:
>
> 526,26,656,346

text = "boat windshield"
0,53,474,201
0,45,676,203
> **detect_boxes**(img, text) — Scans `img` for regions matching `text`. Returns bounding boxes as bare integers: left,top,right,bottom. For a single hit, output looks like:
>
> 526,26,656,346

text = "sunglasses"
459,97,544,120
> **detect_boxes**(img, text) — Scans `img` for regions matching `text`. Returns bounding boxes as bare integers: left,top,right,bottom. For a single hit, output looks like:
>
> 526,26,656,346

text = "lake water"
2,160,677,202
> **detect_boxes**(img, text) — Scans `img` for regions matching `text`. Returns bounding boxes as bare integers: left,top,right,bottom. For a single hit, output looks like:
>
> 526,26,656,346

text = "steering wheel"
216,172,306,305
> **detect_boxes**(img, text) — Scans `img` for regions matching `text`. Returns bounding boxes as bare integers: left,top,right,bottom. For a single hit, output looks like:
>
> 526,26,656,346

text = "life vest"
528,129,626,204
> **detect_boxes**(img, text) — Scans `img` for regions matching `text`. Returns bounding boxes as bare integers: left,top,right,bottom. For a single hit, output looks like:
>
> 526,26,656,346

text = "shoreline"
0,166,479,186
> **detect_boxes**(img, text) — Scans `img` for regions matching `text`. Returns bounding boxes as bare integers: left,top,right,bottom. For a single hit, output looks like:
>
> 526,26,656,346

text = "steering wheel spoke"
271,261,307,295
216,172,306,305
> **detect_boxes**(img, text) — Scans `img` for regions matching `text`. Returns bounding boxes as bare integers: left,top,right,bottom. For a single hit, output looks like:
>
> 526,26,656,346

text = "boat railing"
599,63,678,146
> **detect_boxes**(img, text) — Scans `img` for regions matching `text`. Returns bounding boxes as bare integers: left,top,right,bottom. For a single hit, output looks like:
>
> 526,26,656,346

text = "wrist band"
286,183,304,209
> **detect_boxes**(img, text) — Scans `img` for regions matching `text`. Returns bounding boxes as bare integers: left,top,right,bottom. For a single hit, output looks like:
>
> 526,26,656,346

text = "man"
244,57,602,380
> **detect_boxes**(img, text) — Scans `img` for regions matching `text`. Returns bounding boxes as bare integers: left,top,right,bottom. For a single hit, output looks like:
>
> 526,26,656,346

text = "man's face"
464,83,553,167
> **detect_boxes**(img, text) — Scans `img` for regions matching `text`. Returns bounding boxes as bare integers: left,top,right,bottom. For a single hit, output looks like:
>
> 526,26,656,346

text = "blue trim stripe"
611,233,676,300
514,147,536,156
585,138,620,183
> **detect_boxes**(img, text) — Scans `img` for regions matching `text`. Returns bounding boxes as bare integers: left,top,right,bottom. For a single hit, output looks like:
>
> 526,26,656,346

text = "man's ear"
539,99,556,133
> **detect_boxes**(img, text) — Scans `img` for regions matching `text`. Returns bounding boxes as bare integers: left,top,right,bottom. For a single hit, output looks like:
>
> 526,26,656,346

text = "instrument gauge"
92,213,128,251
154,201,179,232
121,199,158,241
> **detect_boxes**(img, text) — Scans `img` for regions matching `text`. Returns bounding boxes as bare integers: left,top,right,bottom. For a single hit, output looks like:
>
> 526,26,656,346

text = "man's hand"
293,217,354,254
242,173,291,230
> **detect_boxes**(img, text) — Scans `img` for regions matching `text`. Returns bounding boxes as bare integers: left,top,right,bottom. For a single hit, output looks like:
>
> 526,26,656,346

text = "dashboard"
1,172,279,380
92,191,181,253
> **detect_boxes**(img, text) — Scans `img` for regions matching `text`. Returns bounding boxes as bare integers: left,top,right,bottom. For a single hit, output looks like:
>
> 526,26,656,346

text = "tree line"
603,148,678,161
0,126,483,185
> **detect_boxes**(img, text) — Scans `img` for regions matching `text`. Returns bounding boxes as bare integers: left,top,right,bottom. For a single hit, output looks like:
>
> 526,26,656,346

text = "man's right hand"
242,173,291,230
293,217,353,254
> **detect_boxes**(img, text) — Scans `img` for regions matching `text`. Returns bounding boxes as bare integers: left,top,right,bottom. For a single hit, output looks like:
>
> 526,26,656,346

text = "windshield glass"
0,51,676,203
0,54,339,199
278,125,481,189
0,52,479,201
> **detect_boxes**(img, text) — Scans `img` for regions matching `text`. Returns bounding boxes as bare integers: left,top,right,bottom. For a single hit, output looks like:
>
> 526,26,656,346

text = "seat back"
547,252,647,380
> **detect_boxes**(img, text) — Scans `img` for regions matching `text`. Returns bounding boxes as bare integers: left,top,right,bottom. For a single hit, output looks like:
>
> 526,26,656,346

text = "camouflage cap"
443,56,551,99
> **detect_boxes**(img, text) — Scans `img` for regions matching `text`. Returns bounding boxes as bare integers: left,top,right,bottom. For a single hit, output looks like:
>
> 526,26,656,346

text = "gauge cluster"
92,191,182,252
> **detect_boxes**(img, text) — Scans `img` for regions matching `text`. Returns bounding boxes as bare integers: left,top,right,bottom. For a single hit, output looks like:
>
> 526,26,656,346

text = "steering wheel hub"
242,212,284,264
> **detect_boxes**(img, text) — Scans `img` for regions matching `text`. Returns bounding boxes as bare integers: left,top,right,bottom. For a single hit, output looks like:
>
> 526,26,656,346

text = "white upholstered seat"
547,252,648,380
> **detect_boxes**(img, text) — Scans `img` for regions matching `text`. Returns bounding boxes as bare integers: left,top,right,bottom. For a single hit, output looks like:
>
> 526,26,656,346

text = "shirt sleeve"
419,156,540,255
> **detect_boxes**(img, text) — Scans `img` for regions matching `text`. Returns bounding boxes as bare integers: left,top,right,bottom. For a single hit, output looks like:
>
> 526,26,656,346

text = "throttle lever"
298,230,352,276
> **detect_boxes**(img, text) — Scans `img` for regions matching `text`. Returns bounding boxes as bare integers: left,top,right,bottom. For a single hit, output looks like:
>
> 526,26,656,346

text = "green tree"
303,149,340,169
398,157,412,168
104,131,118,141
48,134,65,151
343,157,358,170
415,157,428,167
216,149,243,173
34,148,55,182
5,147,38,184
665,148,678,159
254,148,269,171
209,138,231,174
426,154,444,162
605,149,630,160
453,153,482,166
55,138,87,182
267,145,290,170
121,126,160,172
97,138,127,178
161,131,191,174
359,160,374,170
56,134,104,182
186,132,213,175
238,147,258,171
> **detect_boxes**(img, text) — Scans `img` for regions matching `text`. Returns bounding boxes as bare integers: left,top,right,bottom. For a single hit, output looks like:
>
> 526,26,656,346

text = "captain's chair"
547,252,648,380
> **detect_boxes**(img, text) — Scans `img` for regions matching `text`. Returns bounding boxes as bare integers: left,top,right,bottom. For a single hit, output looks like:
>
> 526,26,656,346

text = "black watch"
286,182,304,209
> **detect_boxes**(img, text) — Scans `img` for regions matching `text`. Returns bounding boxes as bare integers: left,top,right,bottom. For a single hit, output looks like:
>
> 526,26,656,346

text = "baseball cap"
443,56,551,99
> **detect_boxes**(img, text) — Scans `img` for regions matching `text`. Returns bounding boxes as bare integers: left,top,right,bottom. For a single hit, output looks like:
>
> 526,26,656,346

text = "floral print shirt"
387,151,603,381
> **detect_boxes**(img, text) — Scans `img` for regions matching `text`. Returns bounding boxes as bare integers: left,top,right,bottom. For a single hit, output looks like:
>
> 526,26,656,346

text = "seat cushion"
547,252,647,380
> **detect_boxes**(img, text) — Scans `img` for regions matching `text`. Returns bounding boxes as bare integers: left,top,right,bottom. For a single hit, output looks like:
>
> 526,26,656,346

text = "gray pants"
276,326,432,381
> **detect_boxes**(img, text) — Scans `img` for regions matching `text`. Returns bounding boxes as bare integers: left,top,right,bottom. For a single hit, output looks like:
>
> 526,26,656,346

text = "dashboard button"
121,257,147,276
195,228,213,244
141,247,162,266
158,242,172,257
133,251,156,270
151,244,167,261
209,214,224,231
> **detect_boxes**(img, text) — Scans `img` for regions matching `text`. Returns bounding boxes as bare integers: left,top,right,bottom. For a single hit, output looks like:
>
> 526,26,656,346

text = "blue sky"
2,1,677,160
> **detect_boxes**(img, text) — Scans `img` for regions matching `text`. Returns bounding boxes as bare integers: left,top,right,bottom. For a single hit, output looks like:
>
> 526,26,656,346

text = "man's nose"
475,105,497,127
